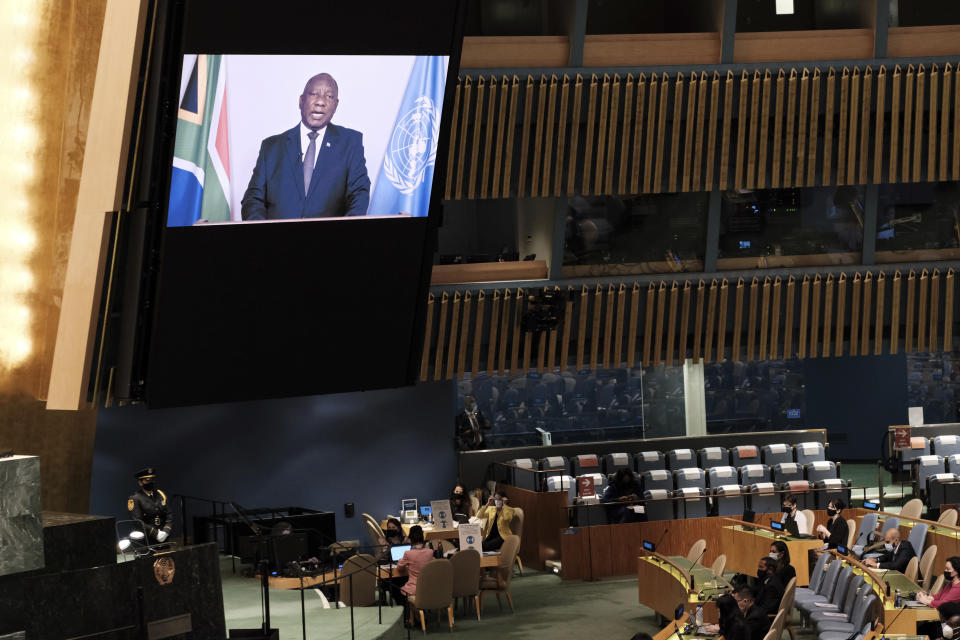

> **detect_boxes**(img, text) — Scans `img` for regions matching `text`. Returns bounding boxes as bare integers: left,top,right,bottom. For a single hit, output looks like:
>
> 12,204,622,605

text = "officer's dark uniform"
128,468,173,543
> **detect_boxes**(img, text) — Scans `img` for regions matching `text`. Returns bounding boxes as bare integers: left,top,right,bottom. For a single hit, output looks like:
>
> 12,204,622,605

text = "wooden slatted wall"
444,63,960,200
421,268,957,380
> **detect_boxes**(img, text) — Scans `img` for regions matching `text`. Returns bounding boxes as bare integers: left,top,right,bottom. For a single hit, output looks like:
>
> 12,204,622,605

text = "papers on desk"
631,506,646,514
904,600,926,608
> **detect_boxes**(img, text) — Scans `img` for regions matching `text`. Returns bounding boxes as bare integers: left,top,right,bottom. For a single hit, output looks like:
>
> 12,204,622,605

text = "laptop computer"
390,544,411,562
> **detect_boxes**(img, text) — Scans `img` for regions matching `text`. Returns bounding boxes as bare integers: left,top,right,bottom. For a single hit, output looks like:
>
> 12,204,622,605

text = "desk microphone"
881,601,909,638
653,528,670,552
690,546,708,591
876,568,891,596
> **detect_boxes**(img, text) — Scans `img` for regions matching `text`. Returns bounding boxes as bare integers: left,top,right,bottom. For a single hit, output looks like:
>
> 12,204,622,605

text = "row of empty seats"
898,434,960,469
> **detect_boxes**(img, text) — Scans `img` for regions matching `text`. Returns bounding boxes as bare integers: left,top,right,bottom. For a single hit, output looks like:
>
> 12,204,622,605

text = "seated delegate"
863,528,915,572
476,488,516,551
918,557,960,607
754,557,785,616
815,499,848,550
450,483,475,519
734,585,771,640
600,469,644,524
381,517,409,547
396,526,435,602
769,540,797,584
780,494,810,535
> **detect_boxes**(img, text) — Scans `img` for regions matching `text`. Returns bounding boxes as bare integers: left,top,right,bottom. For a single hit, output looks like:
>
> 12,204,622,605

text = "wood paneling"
501,486,567,571
888,26,960,59
733,30,874,63
460,36,569,68
584,33,721,67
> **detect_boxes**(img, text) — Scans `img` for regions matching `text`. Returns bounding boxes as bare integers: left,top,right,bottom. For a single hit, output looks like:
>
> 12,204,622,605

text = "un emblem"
383,96,441,195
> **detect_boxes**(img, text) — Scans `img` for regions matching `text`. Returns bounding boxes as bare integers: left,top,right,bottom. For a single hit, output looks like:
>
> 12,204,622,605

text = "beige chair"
340,554,378,607
904,555,920,583
901,498,923,520
801,510,815,535
920,544,939,592
766,609,787,640
450,549,482,621
469,492,481,515
686,539,707,563
711,554,727,577
480,535,520,613
408,559,455,633
777,577,798,640
939,509,959,527
365,518,385,547
932,574,946,594
846,519,856,548
511,507,525,575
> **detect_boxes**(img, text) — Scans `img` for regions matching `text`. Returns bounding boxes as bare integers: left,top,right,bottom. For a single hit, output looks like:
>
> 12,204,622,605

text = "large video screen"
168,54,449,227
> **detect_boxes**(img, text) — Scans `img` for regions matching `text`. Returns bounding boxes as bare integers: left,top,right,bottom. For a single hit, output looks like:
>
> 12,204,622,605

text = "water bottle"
695,604,704,626
895,589,902,608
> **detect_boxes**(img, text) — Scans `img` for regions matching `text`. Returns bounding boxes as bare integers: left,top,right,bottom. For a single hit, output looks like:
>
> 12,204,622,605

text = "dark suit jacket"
877,540,917,572
755,573,785,616
823,515,850,549
743,604,772,640
241,123,370,220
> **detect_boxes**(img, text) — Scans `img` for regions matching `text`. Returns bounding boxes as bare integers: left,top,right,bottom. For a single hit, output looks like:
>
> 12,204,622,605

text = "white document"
431,500,453,529
908,406,924,427
458,522,482,552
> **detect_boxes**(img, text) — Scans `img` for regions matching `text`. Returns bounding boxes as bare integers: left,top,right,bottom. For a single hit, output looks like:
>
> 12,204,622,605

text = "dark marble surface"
0,456,43,577
0,543,225,639
42,511,116,572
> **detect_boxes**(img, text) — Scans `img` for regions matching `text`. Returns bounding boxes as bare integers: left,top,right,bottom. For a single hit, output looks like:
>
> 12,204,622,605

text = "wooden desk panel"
637,556,693,619
721,526,824,586
265,554,501,589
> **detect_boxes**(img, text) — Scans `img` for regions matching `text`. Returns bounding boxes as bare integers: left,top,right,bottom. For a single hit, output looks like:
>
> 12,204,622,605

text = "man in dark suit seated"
734,585,771,640
754,556,785,617
863,527,916,572
241,72,370,220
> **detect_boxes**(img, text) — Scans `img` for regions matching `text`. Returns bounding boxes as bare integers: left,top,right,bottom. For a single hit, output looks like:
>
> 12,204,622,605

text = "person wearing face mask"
769,540,797,583
450,484,475,521
815,500,849,549
754,556,785,616
476,487,516,551
937,602,960,640
380,517,409,548
600,469,645,524
918,557,960,607
779,494,811,535
127,467,173,544
733,585,771,640
863,528,915,571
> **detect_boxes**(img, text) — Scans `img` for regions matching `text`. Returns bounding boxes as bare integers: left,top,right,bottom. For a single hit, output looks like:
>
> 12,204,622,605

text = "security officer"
128,468,173,544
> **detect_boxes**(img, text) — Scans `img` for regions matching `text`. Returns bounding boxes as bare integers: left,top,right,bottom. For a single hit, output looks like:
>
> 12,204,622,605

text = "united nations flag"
368,55,449,218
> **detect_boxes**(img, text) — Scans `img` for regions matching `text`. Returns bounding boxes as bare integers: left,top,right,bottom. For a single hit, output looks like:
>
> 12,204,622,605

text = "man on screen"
241,73,370,220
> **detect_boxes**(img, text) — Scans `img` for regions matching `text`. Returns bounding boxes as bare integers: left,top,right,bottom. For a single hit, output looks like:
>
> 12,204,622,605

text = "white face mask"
942,623,953,638
494,499,502,508
884,542,894,552
769,552,781,560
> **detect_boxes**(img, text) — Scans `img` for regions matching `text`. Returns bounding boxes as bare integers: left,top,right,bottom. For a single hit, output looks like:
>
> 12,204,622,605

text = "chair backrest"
698,447,730,469
604,452,631,474
939,509,959,527
778,576,797,613
805,460,838,482
933,574,946,594
686,538,707,563
765,609,787,640
920,544,939,592
511,507,525,538
365,519,385,546
413,559,455,610
642,469,674,492
908,521,929,557
851,593,878,629
675,467,706,489
947,454,960,474
496,535,521,589
904,555,920,583
901,498,924,520
880,517,900,535
340,554,378,607
819,557,844,599
635,451,666,473
801,509,815,534
712,554,727,576
795,441,826,464
841,575,865,618
762,443,793,466
739,464,771,484
667,448,697,470
846,518,856,548
450,549,481,598
808,552,831,592
539,456,569,477
933,435,960,458
856,512,879,546
708,466,738,487
830,567,854,608
772,462,804,483
731,445,761,467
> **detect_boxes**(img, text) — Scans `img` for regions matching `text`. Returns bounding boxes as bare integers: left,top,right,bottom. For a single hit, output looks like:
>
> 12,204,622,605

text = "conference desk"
863,511,960,575
638,552,729,624
720,519,826,586
380,521,463,542
652,612,722,640
265,552,502,590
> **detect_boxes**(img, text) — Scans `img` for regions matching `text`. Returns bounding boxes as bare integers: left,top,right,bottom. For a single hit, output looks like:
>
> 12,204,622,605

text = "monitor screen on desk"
390,544,411,562
402,498,418,513
863,500,879,510
642,540,656,552
769,520,784,531
420,505,432,517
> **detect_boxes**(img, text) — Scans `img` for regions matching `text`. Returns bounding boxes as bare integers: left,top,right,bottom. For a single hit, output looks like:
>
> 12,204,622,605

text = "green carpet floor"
221,463,916,638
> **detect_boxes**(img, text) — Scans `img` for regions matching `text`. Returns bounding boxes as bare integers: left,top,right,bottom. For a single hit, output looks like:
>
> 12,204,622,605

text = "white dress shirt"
300,122,327,168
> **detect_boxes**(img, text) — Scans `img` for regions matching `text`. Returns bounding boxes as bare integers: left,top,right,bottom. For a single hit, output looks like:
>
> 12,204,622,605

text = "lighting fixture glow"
775,0,795,15
0,0,44,370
